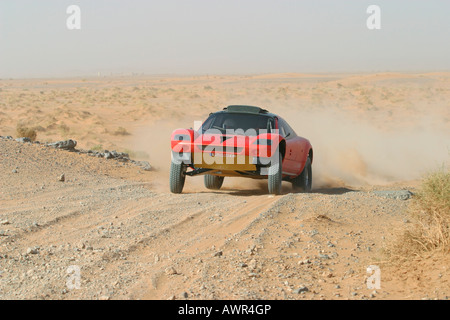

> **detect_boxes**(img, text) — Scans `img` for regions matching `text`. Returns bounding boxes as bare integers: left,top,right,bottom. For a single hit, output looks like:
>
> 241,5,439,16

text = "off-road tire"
268,152,282,195
292,156,312,193
204,175,224,190
170,161,186,193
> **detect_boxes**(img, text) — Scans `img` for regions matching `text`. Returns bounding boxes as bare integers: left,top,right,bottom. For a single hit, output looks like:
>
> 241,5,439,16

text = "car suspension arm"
184,168,212,176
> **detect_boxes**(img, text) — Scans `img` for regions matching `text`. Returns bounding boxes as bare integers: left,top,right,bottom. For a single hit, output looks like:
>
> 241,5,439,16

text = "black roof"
223,105,269,114
212,105,277,118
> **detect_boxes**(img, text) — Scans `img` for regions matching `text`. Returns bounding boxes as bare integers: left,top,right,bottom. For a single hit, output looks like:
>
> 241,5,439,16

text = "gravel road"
1,138,447,300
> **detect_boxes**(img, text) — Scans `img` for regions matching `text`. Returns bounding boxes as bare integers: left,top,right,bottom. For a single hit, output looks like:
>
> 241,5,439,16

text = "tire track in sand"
119,193,283,299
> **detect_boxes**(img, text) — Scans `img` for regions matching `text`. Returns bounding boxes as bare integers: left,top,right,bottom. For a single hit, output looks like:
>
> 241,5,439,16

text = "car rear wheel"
170,161,186,193
292,156,312,193
268,152,282,195
204,175,224,190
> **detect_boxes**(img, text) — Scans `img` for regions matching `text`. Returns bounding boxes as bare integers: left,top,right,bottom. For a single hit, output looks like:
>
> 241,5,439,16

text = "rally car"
170,105,313,195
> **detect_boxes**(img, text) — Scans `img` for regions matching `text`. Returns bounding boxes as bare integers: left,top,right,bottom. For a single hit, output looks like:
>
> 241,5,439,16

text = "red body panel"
171,128,312,179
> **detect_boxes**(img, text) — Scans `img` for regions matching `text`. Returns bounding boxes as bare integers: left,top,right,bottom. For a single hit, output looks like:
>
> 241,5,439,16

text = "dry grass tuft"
112,127,131,136
16,124,37,141
388,166,450,261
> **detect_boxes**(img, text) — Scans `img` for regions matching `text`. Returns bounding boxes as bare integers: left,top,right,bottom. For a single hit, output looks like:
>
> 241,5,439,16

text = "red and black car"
170,105,313,195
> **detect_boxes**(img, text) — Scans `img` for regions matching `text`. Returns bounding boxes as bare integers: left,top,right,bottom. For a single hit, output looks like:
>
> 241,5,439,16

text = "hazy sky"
1,0,450,78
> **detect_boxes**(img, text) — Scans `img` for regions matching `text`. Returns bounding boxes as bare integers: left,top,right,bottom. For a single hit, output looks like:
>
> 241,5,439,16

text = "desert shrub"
90,144,103,152
411,169,450,250
16,124,37,141
389,166,450,259
113,127,131,136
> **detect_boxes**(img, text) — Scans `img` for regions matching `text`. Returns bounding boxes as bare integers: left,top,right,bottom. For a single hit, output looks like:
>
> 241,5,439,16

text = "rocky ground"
1,137,448,300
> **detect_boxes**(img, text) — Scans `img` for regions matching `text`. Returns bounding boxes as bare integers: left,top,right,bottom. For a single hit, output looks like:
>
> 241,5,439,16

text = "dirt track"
1,138,448,300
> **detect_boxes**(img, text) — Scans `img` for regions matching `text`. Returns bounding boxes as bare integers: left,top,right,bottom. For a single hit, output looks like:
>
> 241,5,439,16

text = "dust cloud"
278,107,450,188
130,99,449,191
131,110,449,191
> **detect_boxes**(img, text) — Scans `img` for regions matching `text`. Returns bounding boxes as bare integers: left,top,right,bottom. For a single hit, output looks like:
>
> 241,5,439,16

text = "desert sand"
0,73,449,300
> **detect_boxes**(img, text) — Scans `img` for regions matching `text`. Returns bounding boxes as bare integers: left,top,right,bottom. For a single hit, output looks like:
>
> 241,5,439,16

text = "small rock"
214,251,223,257
59,174,65,182
104,152,113,159
12,169,18,173
99,296,110,300
248,259,258,270
165,267,178,275
136,161,152,171
293,286,309,294
0,220,10,225
372,190,413,200
47,139,77,150
26,247,39,255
